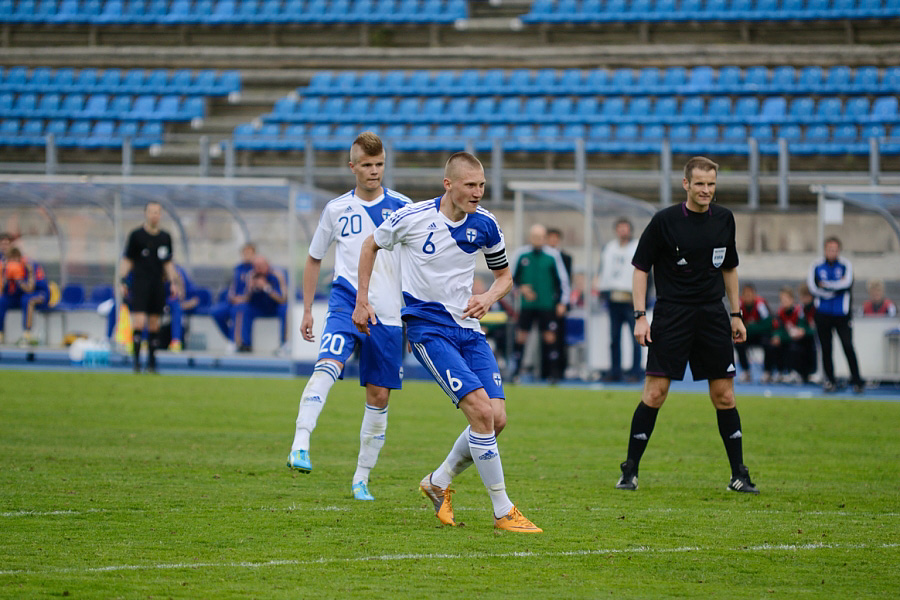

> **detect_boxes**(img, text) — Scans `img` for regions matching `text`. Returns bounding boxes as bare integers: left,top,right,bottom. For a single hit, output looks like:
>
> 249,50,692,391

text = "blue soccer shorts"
406,319,504,406
318,308,403,389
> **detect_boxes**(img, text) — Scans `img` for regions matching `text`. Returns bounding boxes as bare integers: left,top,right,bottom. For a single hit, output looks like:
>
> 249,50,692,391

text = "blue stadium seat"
575,97,599,122
870,96,898,123
722,125,748,153
85,120,117,147
771,66,797,93
523,96,548,123
35,93,61,118
582,69,610,95
610,68,635,93
0,119,19,145
19,119,44,146
472,97,497,123
117,120,140,141
734,96,760,120
635,68,660,93
679,96,704,122
549,97,575,123
12,93,37,118
626,97,652,122
45,119,67,139
600,97,626,123
662,67,687,93
815,97,843,122
788,97,815,123
883,66,900,92
96,69,121,94
797,66,825,93
495,97,521,122
686,66,714,94
759,97,787,123
832,124,859,142
81,94,110,119
825,65,852,91
59,120,91,147
534,68,559,95
55,283,87,311
28,67,55,93
0,91,12,113
73,68,99,92
844,96,871,120
652,97,677,123
716,66,743,93
445,96,471,122
156,95,182,119
743,66,769,91
707,96,733,121
851,66,879,93
559,69,584,94
507,69,533,95
479,69,506,96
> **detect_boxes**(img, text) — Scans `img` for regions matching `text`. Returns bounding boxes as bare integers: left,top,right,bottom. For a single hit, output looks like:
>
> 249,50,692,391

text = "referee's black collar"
681,201,712,217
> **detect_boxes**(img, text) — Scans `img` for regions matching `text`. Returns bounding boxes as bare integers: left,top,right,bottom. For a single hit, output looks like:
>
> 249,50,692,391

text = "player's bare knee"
365,385,390,409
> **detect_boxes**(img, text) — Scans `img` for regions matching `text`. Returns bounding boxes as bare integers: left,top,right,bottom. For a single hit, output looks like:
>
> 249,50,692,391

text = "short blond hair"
683,156,719,182
444,151,483,180
350,131,384,163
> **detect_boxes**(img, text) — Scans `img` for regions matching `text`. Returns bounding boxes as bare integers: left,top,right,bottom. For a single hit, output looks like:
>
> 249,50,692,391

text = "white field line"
0,542,897,576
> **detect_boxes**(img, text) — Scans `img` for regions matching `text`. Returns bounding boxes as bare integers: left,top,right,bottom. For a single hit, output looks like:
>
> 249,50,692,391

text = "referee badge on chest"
712,247,726,268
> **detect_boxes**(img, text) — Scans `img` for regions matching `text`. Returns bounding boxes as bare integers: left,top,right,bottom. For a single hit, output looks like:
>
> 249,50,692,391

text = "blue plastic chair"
81,94,110,119
759,97,787,123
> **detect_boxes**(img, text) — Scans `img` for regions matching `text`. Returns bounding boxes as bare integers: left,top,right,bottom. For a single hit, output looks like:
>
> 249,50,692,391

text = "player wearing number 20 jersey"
289,132,410,502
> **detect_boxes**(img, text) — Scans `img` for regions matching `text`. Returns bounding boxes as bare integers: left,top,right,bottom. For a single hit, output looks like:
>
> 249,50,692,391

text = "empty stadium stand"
0,66,240,148
230,64,900,156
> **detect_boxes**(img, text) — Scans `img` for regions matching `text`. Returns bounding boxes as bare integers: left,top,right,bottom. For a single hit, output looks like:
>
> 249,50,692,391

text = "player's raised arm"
352,234,381,335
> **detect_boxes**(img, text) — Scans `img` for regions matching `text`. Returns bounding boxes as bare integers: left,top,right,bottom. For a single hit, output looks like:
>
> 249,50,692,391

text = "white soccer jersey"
373,196,508,332
308,188,411,327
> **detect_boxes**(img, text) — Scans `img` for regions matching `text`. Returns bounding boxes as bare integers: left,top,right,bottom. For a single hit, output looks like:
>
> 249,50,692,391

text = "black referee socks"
626,401,660,471
716,407,744,477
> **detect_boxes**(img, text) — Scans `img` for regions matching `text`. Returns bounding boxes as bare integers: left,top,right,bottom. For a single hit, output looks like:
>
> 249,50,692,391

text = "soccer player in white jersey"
287,132,410,502
353,152,542,533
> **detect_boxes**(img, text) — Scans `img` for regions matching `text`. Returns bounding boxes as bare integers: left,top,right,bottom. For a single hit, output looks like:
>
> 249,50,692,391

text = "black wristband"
730,311,743,318
633,310,646,319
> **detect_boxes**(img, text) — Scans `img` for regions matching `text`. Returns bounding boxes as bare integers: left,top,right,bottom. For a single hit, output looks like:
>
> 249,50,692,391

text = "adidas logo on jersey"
677,258,688,266
427,222,438,230
344,206,354,213
478,450,498,461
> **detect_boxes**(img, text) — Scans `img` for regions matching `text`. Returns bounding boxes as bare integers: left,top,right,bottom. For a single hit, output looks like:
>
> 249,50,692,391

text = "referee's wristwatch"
730,310,743,319
633,310,646,319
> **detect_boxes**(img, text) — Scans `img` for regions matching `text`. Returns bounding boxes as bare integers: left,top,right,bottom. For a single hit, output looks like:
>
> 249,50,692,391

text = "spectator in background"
232,254,287,353
545,227,573,379
862,279,897,317
769,286,815,384
0,248,32,345
797,283,818,382
510,223,570,383
21,256,50,346
807,236,864,394
164,264,203,352
120,201,182,374
209,242,256,353
734,283,775,383
0,232,12,262
598,217,641,382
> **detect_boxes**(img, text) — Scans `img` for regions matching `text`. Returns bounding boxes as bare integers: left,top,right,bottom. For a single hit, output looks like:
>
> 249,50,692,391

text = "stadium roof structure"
810,184,900,253
0,174,332,303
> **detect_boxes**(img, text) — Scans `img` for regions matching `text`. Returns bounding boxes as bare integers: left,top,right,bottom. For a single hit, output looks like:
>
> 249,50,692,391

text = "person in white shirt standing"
287,132,410,502
353,152,541,533
599,217,642,382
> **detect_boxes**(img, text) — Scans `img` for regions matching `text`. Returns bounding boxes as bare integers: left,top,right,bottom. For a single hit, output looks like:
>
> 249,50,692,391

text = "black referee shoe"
727,464,759,494
616,459,638,491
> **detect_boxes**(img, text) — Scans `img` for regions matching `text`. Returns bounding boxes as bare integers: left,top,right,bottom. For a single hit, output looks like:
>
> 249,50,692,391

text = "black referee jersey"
632,202,738,305
124,226,173,282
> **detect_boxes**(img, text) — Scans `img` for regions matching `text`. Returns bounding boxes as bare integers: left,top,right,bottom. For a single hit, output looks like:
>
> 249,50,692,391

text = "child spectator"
770,286,816,384
735,283,775,383
862,279,897,317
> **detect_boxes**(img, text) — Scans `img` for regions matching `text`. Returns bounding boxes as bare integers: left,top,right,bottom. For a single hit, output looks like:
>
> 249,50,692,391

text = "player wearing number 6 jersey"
353,152,541,533
287,132,410,502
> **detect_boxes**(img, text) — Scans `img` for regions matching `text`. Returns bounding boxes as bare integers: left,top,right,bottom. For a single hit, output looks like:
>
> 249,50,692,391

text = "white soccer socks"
431,426,475,489
353,403,388,485
468,429,514,518
291,361,340,452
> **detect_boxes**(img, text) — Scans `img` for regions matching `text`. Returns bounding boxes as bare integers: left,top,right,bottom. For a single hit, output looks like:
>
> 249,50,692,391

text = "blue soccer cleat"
351,481,375,501
286,449,312,473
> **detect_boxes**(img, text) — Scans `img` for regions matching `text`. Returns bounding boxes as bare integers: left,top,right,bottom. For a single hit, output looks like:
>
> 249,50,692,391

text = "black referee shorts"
516,308,558,334
127,277,168,315
646,301,736,381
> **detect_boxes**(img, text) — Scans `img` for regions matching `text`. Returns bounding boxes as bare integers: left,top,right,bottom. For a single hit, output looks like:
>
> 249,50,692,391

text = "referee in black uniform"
119,201,182,373
616,156,758,494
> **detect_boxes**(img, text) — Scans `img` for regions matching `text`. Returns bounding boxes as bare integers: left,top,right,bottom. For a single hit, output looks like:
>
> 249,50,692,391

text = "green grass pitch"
1,371,898,598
